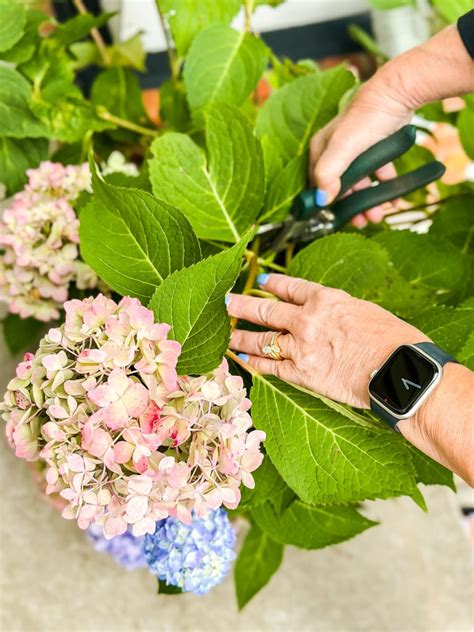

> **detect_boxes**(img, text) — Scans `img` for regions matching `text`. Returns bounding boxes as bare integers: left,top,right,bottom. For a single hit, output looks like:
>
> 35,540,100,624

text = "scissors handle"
331,161,445,230
338,125,417,196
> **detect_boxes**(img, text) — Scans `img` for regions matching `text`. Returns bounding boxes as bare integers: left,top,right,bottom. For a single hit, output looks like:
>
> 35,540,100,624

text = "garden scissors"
258,125,446,252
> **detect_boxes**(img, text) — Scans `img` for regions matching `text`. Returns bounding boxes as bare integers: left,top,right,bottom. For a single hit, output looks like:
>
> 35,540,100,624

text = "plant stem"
155,0,179,79
72,0,111,66
97,109,159,137
258,258,287,273
243,0,254,33
226,350,259,376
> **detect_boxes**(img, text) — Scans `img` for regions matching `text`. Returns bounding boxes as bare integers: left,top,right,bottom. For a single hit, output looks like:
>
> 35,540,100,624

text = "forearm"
398,363,474,485
375,25,474,110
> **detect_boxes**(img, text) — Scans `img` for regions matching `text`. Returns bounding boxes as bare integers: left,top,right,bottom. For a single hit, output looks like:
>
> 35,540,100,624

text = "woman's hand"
226,273,430,409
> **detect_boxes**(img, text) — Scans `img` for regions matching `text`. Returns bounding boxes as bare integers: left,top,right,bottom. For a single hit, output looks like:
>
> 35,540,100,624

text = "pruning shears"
257,125,445,252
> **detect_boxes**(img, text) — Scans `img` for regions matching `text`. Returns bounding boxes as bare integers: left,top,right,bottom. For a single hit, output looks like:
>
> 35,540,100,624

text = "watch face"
369,345,439,416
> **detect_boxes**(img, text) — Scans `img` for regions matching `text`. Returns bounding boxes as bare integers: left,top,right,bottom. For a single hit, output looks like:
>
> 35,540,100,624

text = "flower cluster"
87,524,147,570
144,509,236,595
2,294,265,539
0,161,96,321
0,153,138,322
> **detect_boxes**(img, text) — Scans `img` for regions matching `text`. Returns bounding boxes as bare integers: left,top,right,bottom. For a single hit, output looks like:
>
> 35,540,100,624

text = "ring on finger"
262,332,283,361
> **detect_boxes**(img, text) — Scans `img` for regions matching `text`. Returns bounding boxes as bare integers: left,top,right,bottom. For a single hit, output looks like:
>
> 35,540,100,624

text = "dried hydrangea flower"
1,295,265,538
144,509,236,594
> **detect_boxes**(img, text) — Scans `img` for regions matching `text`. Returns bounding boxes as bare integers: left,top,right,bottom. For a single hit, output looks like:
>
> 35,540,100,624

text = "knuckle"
256,300,277,326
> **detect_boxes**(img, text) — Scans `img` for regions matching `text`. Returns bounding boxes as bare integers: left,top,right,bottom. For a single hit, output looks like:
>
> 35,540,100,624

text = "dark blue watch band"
370,342,458,430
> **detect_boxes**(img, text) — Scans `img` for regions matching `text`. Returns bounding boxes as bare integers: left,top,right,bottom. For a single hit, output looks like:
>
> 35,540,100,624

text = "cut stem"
72,0,111,66
97,109,159,137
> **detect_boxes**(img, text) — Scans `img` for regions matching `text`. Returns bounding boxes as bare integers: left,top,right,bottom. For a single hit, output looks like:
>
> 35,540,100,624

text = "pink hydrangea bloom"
1,295,265,538
0,162,97,321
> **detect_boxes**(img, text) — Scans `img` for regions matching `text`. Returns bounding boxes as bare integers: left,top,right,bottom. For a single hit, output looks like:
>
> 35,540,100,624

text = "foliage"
1,0,472,611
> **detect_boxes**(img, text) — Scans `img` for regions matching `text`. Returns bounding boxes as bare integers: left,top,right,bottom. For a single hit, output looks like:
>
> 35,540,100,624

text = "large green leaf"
239,456,288,510
374,231,470,302
430,195,474,253
458,106,474,161
0,66,48,139
79,169,201,303
250,376,423,506
149,236,248,374
234,525,283,610
0,137,48,195
252,499,376,549
432,0,472,22
260,154,306,222
458,332,474,370
407,445,455,490
2,314,49,355
409,306,474,357
149,105,265,242
0,0,26,52
394,144,436,206
159,0,241,57
255,66,355,162
0,8,45,64
183,25,268,116
52,12,115,47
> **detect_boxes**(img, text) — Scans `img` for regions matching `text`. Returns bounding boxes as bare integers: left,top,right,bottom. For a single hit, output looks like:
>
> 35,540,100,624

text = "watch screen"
369,345,438,415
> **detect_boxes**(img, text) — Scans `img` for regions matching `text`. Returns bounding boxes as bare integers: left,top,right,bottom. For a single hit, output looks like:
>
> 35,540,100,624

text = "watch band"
370,342,458,430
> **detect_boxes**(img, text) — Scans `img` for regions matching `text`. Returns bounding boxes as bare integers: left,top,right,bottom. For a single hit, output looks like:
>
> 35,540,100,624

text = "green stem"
72,0,111,65
97,109,159,137
155,0,179,79
226,350,259,376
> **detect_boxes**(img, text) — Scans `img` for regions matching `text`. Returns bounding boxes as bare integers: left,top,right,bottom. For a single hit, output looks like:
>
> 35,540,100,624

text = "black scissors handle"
293,125,445,225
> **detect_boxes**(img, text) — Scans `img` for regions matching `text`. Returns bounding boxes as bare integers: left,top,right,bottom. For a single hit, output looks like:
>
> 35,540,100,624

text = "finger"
309,124,333,185
238,354,293,379
365,202,394,223
374,162,397,181
230,329,294,359
226,293,299,331
352,214,368,228
256,273,322,305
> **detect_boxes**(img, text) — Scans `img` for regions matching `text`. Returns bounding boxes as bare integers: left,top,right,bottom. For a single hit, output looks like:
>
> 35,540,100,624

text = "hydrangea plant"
1,0,473,609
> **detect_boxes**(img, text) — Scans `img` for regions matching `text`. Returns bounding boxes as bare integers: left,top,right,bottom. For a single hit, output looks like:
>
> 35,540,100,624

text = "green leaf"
255,66,355,162
458,332,474,369
234,524,283,610
79,167,201,302
394,144,436,206
159,0,241,57
148,235,248,374
407,445,455,490
108,33,146,72
250,376,423,505
0,0,26,52
159,79,191,132
409,306,474,357
260,155,306,222
0,66,48,139
183,25,268,117
157,579,182,595
2,314,48,355
430,195,474,252
458,106,474,160
52,12,115,47
149,104,265,242
30,97,112,143
374,231,470,302
416,102,456,125
252,499,376,549
240,456,288,510
0,137,48,195
432,0,472,22
367,0,415,8
0,9,46,64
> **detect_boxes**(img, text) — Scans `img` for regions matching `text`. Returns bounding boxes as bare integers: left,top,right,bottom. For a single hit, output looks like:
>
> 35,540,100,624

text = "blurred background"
1,1,473,630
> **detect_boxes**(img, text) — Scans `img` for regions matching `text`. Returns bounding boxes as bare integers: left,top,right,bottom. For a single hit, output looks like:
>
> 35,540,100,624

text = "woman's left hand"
226,273,430,409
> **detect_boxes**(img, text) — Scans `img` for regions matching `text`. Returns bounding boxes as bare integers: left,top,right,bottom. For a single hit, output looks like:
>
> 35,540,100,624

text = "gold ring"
262,332,283,361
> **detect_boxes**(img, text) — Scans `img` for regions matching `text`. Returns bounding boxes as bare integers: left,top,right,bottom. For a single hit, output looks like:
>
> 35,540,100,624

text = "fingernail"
225,295,231,306
314,189,328,207
256,273,269,286
238,353,249,362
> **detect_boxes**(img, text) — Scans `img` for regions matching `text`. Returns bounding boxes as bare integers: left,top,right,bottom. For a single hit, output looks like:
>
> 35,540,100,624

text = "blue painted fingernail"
238,353,249,362
225,295,231,306
314,188,328,207
256,273,269,286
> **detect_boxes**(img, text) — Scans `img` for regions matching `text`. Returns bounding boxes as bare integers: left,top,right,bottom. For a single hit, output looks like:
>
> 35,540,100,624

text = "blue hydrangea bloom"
86,524,148,570
144,509,236,595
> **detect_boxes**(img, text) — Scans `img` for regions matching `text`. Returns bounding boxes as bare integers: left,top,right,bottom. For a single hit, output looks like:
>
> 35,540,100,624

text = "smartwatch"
368,342,458,430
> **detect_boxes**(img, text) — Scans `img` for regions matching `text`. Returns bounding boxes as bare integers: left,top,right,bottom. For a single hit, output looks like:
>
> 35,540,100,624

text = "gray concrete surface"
1,339,473,632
